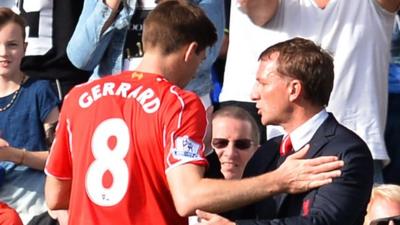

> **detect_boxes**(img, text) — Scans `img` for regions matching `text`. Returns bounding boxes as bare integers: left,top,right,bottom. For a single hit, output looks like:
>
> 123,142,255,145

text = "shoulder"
321,114,363,144
160,87,205,123
157,79,204,109
169,86,202,103
24,78,52,88
332,123,368,148
320,117,372,163
22,78,58,97
316,117,374,185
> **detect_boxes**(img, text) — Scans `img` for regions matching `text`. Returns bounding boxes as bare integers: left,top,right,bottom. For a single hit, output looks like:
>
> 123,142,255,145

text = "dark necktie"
280,135,293,156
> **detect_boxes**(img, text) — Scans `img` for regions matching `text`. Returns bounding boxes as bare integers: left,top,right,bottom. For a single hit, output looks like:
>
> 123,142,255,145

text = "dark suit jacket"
236,114,374,225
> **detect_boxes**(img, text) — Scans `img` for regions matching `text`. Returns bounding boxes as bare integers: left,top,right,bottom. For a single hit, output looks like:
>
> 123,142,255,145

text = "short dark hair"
213,106,260,145
143,0,217,55
259,37,334,107
0,7,26,40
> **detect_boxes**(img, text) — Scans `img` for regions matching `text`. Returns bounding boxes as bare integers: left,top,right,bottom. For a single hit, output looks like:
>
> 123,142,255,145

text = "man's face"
367,195,400,225
212,116,258,180
251,53,291,126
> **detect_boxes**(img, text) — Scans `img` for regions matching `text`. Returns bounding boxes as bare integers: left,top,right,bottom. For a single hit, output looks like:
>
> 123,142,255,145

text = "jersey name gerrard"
46,71,208,225
78,79,160,113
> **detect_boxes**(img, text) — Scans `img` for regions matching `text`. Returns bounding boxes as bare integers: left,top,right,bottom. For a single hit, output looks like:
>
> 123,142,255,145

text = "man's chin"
261,118,269,126
221,172,241,180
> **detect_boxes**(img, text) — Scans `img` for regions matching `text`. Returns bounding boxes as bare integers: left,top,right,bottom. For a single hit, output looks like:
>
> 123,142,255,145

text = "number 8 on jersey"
85,118,130,206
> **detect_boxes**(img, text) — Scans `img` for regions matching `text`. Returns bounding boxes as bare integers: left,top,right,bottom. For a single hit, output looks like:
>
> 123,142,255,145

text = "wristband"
17,148,26,165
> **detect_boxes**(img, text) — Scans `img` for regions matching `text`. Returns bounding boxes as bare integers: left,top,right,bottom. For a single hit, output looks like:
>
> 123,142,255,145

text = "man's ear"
184,42,198,62
23,42,28,54
288,79,302,102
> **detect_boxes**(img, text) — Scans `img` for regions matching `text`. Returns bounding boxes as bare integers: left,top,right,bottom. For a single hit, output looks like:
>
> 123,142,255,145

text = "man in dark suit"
196,37,374,225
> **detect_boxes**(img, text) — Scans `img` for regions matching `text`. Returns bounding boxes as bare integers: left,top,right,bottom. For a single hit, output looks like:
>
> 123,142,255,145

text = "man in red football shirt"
44,1,343,225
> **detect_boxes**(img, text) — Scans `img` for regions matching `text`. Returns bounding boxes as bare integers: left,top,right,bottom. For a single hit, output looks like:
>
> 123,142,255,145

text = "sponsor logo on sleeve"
172,136,202,160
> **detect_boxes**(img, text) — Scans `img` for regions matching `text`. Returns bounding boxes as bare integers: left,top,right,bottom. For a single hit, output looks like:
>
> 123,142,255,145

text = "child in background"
0,7,59,223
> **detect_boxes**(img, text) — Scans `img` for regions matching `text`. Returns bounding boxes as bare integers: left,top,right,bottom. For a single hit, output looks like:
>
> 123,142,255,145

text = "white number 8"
86,118,130,206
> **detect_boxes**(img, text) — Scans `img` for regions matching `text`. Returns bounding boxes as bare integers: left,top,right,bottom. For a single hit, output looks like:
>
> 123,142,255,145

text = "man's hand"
104,0,121,10
195,210,235,225
275,144,344,194
0,138,15,162
48,210,69,225
0,138,9,148
237,0,279,26
102,0,122,34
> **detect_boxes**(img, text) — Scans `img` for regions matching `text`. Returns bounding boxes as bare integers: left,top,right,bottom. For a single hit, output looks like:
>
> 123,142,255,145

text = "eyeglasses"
370,215,400,225
211,138,254,150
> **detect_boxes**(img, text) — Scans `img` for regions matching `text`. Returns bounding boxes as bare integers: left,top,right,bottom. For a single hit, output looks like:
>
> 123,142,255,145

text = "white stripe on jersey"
165,86,185,169
66,119,74,155
169,86,184,129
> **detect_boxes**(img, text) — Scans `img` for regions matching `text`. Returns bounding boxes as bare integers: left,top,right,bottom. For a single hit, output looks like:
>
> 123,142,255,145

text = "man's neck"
135,52,166,76
281,105,324,134
285,108,328,152
136,48,188,88
314,0,330,9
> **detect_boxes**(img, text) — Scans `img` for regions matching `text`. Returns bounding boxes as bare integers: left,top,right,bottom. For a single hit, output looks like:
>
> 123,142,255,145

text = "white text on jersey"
78,82,160,113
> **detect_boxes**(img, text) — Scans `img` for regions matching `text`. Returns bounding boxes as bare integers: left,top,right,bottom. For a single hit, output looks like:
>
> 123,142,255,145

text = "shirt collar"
288,109,329,152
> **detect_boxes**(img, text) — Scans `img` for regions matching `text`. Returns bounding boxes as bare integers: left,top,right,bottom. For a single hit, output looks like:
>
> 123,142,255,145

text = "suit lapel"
243,136,281,177
276,113,338,213
306,114,337,159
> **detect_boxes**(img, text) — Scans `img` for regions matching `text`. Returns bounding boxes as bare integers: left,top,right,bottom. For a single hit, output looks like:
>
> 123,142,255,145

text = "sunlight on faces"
251,53,291,126
366,196,400,225
212,117,258,180
0,22,26,78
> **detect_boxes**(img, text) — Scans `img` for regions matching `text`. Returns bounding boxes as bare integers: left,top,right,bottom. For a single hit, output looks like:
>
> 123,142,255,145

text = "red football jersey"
45,71,208,225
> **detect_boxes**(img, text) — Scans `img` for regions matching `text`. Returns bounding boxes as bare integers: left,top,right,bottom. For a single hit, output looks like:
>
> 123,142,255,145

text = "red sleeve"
163,88,208,171
45,94,73,179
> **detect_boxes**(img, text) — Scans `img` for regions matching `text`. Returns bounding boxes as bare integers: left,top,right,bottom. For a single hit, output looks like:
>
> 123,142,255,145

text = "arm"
376,0,400,12
66,0,133,71
45,175,72,210
237,0,279,26
102,0,122,34
0,146,48,170
164,96,341,217
44,107,59,148
44,94,73,210
0,107,59,170
197,141,373,225
167,146,343,217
